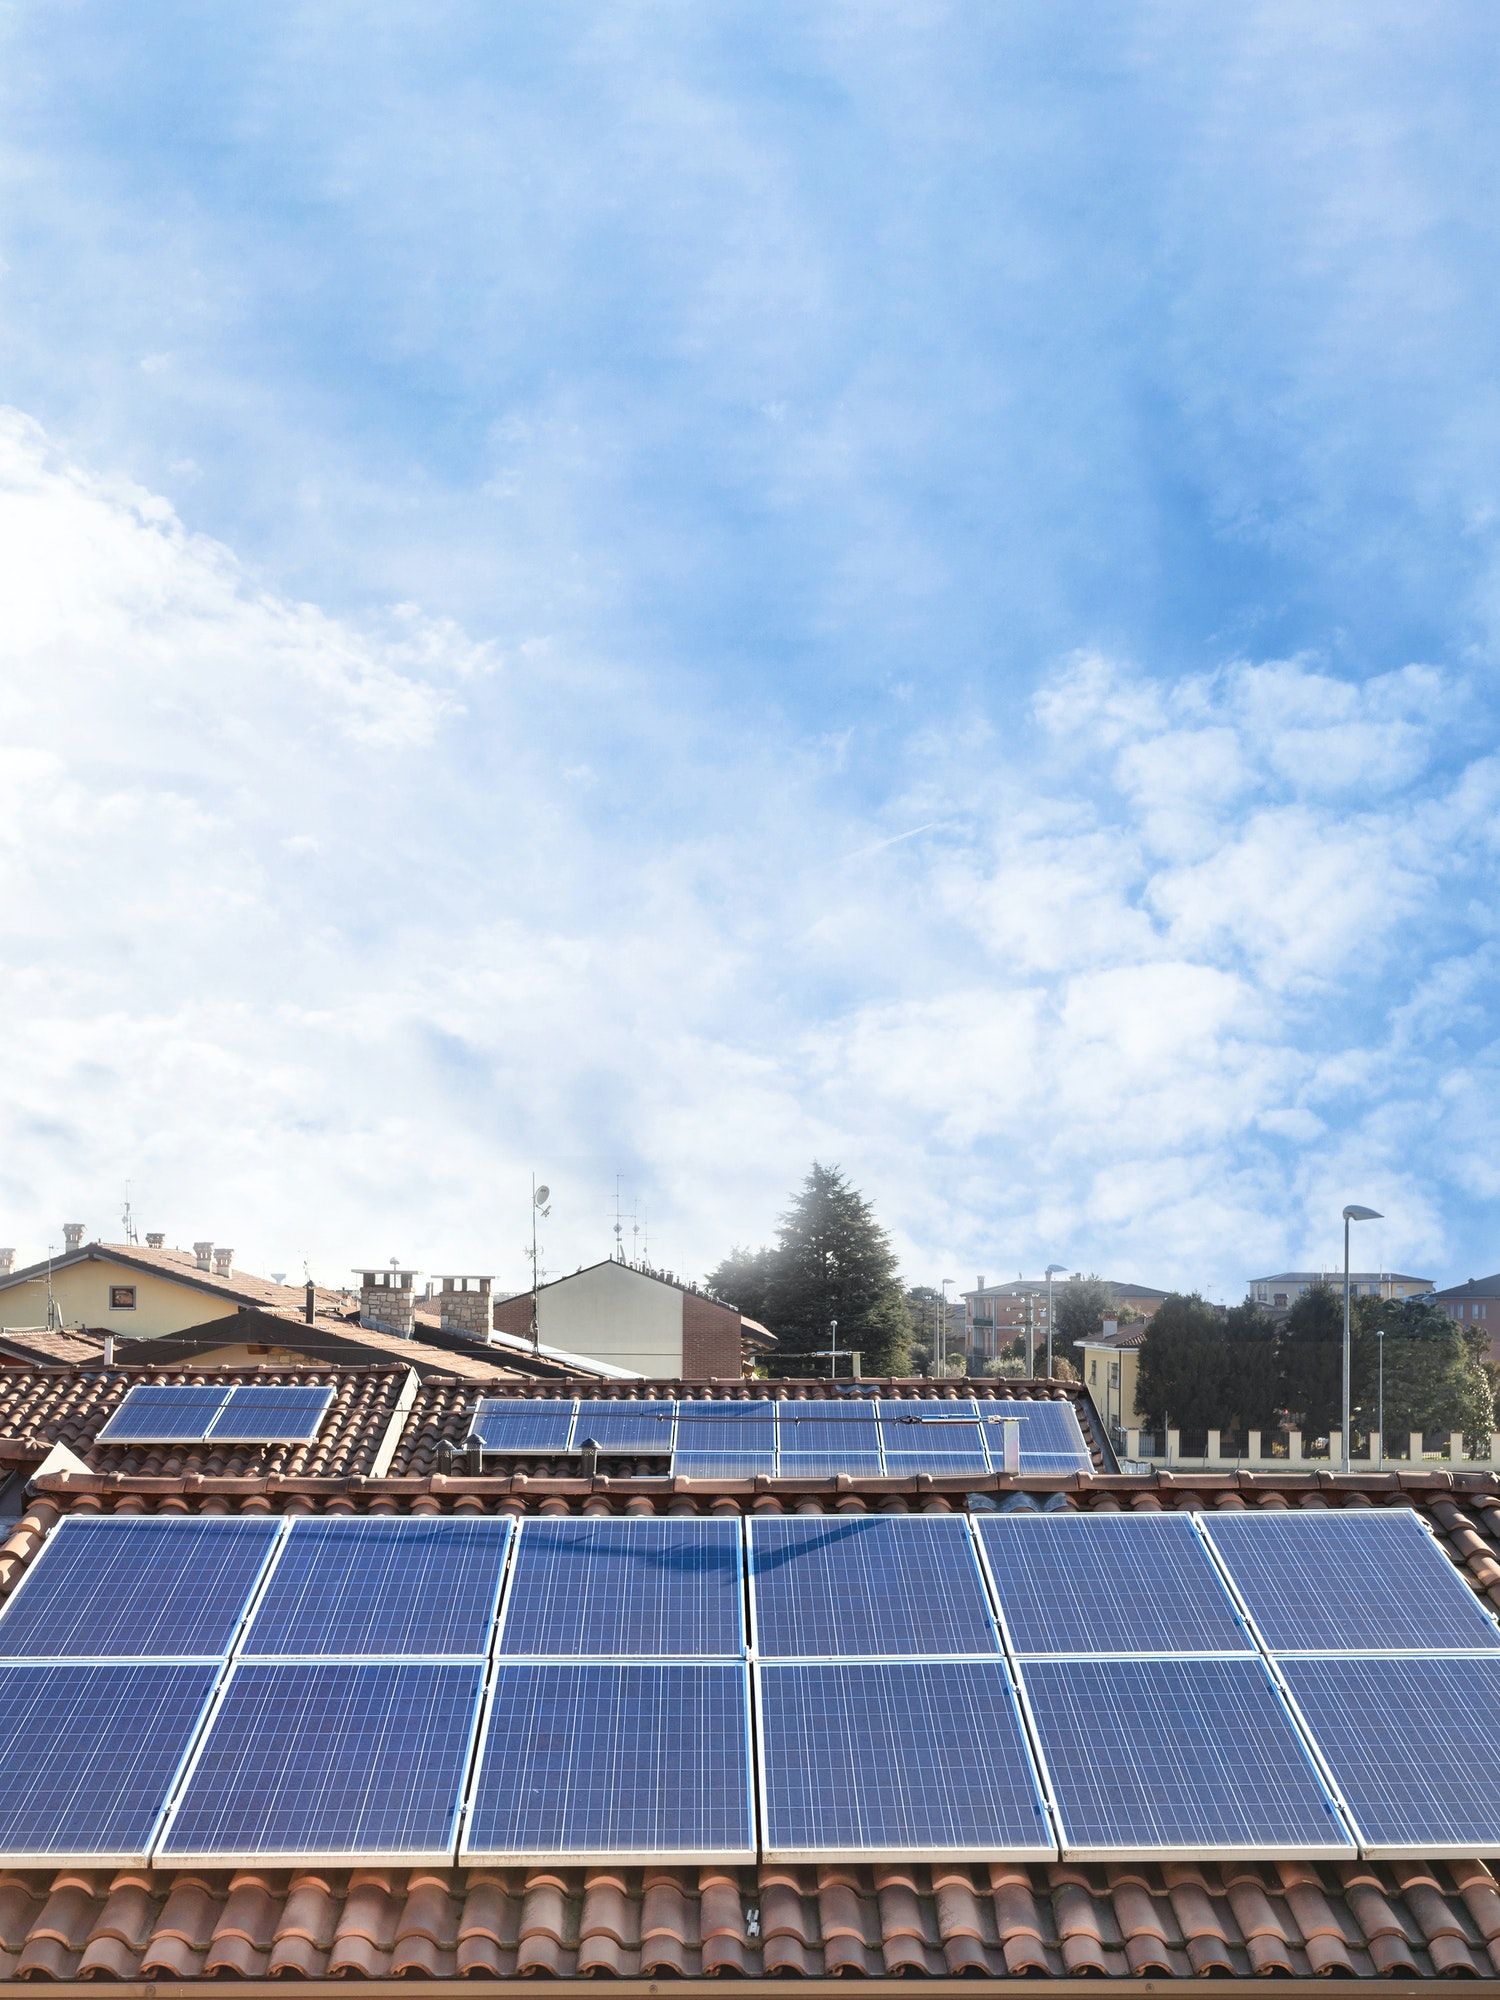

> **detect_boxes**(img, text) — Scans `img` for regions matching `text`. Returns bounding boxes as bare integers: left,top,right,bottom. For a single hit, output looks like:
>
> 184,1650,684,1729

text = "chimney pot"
193,1240,213,1271
63,1223,85,1253
212,1247,234,1277
0,1249,13,1276
145,1232,165,1250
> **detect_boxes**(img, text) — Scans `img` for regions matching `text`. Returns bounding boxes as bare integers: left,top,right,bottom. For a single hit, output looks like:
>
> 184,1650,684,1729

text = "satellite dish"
534,1184,551,1208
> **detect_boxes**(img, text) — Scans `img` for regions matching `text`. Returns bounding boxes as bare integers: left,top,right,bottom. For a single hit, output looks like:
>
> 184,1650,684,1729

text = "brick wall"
682,1293,743,1380
491,1292,534,1338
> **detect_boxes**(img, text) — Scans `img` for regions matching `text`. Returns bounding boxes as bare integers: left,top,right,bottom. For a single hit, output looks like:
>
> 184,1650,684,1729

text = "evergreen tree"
704,1244,778,1327
1277,1283,1343,1437
1351,1293,1494,1452
1052,1276,1114,1366
1220,1301,1281,1435
1136,1292,1224,1433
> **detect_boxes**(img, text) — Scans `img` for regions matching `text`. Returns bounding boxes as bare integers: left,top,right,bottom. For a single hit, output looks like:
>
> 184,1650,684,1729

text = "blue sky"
2,4,1497,1300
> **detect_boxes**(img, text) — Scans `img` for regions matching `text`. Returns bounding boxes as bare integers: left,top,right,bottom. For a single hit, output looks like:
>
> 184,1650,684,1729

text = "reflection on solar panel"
209,1384,335,1442
1280,1655,1500,1856
674,1400,775,1448
750,1515,1000,1657
498,1518,743,1657
775,1454,885,1479
242,1517,512,1658
775,1402,881,1457
0,1663,218,1862
572,1399,675,1454
464,1663,754,1861
160,1661,484,1864
96,1384,232,1442
974,1399,1093,1470
671,1451,776,1479
469,1399,577,1452
1202,1510,1500,1653
757,1660,1053,1860
0,1516,282,1660
978,1514,1251,1656
1021,1657,1352,1859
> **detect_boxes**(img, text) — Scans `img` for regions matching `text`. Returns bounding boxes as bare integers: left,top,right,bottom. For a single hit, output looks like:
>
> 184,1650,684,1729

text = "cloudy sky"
3,4,1498,1301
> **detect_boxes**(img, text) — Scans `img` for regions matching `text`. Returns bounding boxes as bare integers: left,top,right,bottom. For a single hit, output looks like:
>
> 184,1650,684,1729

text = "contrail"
837,819,947,864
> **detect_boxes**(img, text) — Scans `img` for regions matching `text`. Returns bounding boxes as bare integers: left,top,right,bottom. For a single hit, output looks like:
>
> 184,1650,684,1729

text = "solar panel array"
97,1382,336,1445
469,1393,1095,1476
0,1506,1496,1866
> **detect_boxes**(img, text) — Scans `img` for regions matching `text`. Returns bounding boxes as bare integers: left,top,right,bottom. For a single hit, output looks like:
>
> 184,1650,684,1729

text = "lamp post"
939,1278,953,1378
1375,1326,1386,1467
1342,1204,1382,1471
1044,1263,1067,1378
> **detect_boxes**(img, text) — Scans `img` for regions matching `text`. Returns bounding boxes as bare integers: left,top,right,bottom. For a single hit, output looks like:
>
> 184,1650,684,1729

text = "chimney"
304,1279,316,1325
977,1275,985,1292
193,1241,213,1271
0,1250,13,1276
356,1263,416,1339
145,1232,165,1250
1102,1317,1118,1339
63,1223,85,1253
212,1247,234,1278
438,1275,492,1340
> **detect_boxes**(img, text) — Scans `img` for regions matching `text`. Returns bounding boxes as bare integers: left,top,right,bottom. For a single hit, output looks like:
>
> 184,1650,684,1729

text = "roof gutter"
5,1980,1479,1999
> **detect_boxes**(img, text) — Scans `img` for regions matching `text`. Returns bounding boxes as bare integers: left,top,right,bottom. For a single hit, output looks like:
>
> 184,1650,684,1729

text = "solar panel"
242,1517,512,1658
0,1516,283,1660
1019,1656,1353,1859
1201,1510,1500,1653
878,1398,985,1456
497,1517,744,1657
209,1383,335,1442
469,1398,578,1453
756,1660,1053,1860
158,1661,485,1864
974,1399,1093,1471
1279,1655,1500,1857
671,1451,775,1479
978,1514,1252,1656
774,1454,886,1480
0,1662,219,1863
463,1662,754,1861
674,1400,775,1449
571,1399,675,1454
96,1384,232,1443
774,1402,881,1458
749,1514,1000,1657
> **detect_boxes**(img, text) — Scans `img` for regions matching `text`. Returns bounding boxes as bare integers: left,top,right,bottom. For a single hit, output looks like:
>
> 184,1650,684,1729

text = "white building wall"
536,1262,684,1376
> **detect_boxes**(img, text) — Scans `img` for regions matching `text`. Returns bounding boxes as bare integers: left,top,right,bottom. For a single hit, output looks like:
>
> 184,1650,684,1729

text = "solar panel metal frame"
493,1515,745,1660
95,1383,236,1444
468,1397,581,1454
460,1659,757,1865
0,1660,224,1867
206,1383,337,1442
154,1656,489,1867
753,1657,1058,1862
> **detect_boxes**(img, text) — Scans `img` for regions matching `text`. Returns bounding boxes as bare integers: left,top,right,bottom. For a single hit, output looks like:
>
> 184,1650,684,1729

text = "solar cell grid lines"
160,1660,486,1865
463,1662,754,1862
95,1384,232,1443
756,1660,1053,1860
1020,1656,1353,1860
242,1517,512,1658
973,1399,1093,1471
978,1514,1252,1656
208,1383,335,1441
1279,1654,1500,1857
775,1401,881,1457
749,1514,1001,1658
1202,1509,1500,1653
498,1517,744,1658
571,1399,675,1454
0,1516,283,1661
469,1398,577,1453
0,1663,220,1864
95,1381,335,1445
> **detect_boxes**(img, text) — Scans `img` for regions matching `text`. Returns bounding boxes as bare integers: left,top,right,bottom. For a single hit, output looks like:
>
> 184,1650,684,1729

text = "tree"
1277,1284,1343,1438
705,1244,778,1327
1352,1293,1494,1452
1220,1301,1281,1435
708,1164,913,1376
904,1284,944,1375
1135,1292,1225,1434
1053,1276,1114,1368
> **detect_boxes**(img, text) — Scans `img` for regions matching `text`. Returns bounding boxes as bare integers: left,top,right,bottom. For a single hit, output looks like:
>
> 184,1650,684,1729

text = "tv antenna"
528,1177,551,1352
610,1174,637,1263
120,1181,138,1246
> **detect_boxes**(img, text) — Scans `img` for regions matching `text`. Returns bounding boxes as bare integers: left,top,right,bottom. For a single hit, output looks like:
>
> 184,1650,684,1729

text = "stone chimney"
438,1275,493,1339
63,1223,85,1253
0,1249,14,1276
212,1247,235,1278
145,1232,165,1250
193,1241,213,1271
356,1263,416,1338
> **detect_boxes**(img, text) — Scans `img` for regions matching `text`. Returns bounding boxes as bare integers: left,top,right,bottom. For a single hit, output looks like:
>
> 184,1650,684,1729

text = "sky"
2,2,1499,1304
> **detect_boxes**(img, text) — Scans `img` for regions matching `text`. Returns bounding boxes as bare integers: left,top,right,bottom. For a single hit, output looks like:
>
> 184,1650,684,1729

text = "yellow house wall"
0,1258,241,1339
1082,1343,1146,1430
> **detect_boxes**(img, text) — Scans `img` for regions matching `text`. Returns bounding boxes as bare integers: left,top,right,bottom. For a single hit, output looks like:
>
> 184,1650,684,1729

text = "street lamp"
1044,1263,1067,1379
939,1278,954,1379
1375,1326,1386,1467
1342,1204,1382,1471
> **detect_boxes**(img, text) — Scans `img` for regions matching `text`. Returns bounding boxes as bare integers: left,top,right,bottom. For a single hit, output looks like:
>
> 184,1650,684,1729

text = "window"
1089,1360,1098,1384
1478,1304,1489,1321
108,1285,136,1311
1109,1362,1120,1388
1274,1292,1287,1307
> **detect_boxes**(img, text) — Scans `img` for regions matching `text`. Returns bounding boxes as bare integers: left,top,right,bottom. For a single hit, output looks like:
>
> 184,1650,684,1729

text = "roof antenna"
529,1177,551,1354
120,1181,138,1246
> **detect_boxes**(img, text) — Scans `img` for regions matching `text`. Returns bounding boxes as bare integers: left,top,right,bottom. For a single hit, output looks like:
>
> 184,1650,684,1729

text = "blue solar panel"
673,1401,775,1452
0,1662,218,1863
774,1454,885,1480
750,1515,1000,1657
1280,1655,1500,1857
470,1399,577,1452
671,1451,776,1479
1020,1657,1352,1859
498,1518,743,1657
881,1451,991,1476
974,1400,1093,1471
572,1400,675,1454
978,1514,1252,1656
159,1661,484,1863
463,1662,754,1861
775,1403,881,1457
0,1516,283,1660
209,1384,335,1442
96,1384,232,1443
1202,1510,1500,1653
757,1660,1053,1859
242,1517,512,1657
878,1398,985,1461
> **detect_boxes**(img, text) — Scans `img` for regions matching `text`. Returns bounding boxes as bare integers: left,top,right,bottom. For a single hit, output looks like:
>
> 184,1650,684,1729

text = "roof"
0,1241,354,1319
0,1326,106,1366
500,1257,740,1312
1432,1274,1500,1300
115,1308,527,1384
1,1368,1499,1985
1079,1324,1149,1350
969,1280,1171,1302
1249,1271,1433,1287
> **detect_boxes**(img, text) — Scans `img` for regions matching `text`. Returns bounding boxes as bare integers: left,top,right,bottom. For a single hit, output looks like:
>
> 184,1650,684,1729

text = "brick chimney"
212,1247,234,1278
0,1249,13,1276
193,1241,213,1271
63,1223,85,1253
145,1232,165,1250
356,1264,416,1338
438,1275,492,1339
